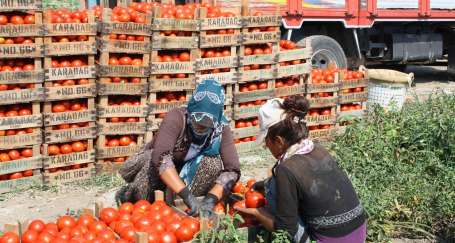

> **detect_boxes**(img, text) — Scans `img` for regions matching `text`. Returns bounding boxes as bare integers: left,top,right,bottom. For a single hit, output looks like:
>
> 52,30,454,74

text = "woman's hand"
234,206,260,217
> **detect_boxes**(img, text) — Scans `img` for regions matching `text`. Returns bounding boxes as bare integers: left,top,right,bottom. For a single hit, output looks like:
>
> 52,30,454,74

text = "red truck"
271,0,455,76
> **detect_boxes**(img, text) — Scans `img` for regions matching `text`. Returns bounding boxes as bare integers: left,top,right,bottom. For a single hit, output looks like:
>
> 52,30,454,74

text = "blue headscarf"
180,79,228,186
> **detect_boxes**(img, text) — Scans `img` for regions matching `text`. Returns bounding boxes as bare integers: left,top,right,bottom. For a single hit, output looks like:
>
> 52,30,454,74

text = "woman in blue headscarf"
117,79,240,216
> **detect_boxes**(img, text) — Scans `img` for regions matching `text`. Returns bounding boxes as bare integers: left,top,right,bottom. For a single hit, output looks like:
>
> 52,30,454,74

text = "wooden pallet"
44,163,95,185
44,55,96,81
199,7,242,48
0,58,44,85
0,0,42,11
0,83,44,105
44,122,97,144
98,77,148,95
0,12,43,37
233,80,274,103
42,139,95,170
97,34,151,54
99,8,152,36
44,79,97,101
150,49,198,75
96,134,144,160
43,98,96,126
98,52,150,77
0,127,42,149
43,10,97,56
0,103,42,130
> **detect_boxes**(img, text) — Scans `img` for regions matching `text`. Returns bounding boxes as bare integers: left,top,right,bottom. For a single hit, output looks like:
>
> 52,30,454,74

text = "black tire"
448,43,455,80
297,35,347,69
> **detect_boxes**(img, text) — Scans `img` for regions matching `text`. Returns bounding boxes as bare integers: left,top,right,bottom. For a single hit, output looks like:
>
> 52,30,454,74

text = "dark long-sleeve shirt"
273,143,366,240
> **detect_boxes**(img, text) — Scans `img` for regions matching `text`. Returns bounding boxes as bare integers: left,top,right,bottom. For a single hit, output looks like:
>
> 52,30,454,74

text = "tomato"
275,81,284,88
57,216,76,230
52,104,66,113
21,230,38,243
24,15,35,24
23,170,33,177
9,172,22,179
118,56,132,65
253,48,263,55
321,109,331,115
88,221,106,235
232,181,245,194
119,227,136,242
245,191,266,208
60,144,73,154
97,229,116,241
119,136,131,146
10,16,24,25
235,121,246,128
107,139,119,147
341,105,350,112
0,15,7,25
29,220,46,232
131,58,142,66
213,202,225,214
159,232,177,243
258,82,267,89
181,217,200,234
8,150,20,160
48,145,60,155
179,52,190,61
37,231,54,243
246,179,256,189
108,57,119,65
175,223,194,241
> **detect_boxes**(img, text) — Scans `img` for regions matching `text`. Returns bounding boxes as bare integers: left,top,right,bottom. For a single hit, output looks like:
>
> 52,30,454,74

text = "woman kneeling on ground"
235,95,367,243
117,79,240,217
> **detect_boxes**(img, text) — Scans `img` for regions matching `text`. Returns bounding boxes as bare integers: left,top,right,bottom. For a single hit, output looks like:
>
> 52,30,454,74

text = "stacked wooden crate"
96,4,151,172
147,2,199,141
0,2,44,192
337,68,368,132
41,8,97,184
233,10,280,152
196,6,242,121
306,68,339,140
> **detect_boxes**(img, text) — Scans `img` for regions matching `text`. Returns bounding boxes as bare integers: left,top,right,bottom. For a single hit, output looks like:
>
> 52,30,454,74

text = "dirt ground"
0,65,454,242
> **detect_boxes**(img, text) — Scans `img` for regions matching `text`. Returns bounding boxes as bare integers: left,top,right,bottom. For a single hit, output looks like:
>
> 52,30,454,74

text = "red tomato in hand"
245,191,266,208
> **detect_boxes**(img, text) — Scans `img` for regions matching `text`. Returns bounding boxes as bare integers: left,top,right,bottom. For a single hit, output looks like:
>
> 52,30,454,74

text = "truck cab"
280,0,455,76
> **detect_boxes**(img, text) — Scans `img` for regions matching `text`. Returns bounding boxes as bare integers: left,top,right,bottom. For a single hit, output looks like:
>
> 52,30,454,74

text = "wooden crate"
306,92,339,109
98,52,150,77
239,43,278,66
148,91,191,115
306,107,337,127
339,88,368,104
0,0,42,11
42,139,95,170
278,44,312,63
0,127,42,149
306,72,340,108
0,82,44,105
0,12,43,37
274,75,306,98
43,163,95,185
150,49,198,75
98,77,148,95
199,7,242,48
43,98,96,126
233,101,263,120
233,80,274,103
151,6,199,50
97,95,149,119
0,145,42,176
0,103,42,130
96,134,144,160
240,14,281,45
277,60,311,79
0,37,44,58
0,172,42,194
308,126,336,141
238,65,277,82
337,102,367,120
44,56,96,81
44,79,97,101
43,10,97,56
232,123,259,140
98,34,151,54
149,75,196,92
44,122,97,144
197,46,239,71
196,69,239,85
0,58,44,85
235,140,258,153
99,8,152,36
98,119,147,136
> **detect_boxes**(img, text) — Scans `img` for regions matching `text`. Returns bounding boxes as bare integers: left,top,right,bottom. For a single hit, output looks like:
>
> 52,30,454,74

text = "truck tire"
298,35,347,69
448,43,455,80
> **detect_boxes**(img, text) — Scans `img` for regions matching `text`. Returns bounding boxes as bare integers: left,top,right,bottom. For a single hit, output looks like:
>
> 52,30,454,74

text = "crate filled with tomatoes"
147,90,191,131
96,134,144,173
0,0,42,12
233,117,259,153
338,67,368,105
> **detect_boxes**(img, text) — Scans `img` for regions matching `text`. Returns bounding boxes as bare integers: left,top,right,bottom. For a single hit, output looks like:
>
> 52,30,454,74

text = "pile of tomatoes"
340,87,365,94
311,68,336,84
308,108,332,117
340,69,364,80
105,77,142,83
51,57,88,68
308,124,333,131
0,148,35,181
0,104,33,117
239,82,268,92
105,135,137,147
0,60,35,72
108,55,143,66
0,13,35,25
0,37,35,45
52,79,89,87
0,169,33,181
340,103,363,112
279,40,296,51
234,136,257,144
156,92,187,104
230,179,266,227
52,99,88,113
243,44,273,56
0,127,34,137
156,51,191,62
200,47,231,58
275,77,300,88
109,6,147,23
47,140,88,156
109,34,145,42
47,8,89,24
235,118,259,129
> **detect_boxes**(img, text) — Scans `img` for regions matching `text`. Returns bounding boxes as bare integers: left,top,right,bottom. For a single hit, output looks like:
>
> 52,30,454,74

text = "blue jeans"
264,177,308,243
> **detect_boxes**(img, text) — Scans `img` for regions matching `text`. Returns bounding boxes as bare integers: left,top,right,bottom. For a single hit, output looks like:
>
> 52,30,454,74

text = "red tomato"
245,191,266,208
2,232,19,243
21,230,39,243
119,136,132,146
10,16,24,24
107,139,119,147
48,145,60,155
8,150,20,160
29,220,46,232
118,56,132,65
232,181,245,194
175,224,194,241
57,215,76,230
181,217,200,234
0,15,8,25
99,208,119,224
60,144,73,154
24,15,35,24
248,83,258,91
88,221,107,235
246,179,256,189
179,52,190,61
159,232,177,243
108,57,119,65
119,227,136,242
